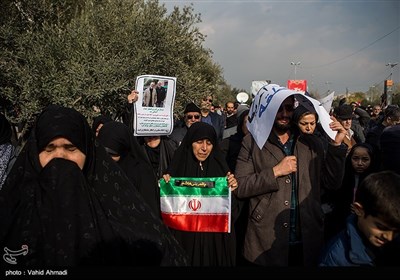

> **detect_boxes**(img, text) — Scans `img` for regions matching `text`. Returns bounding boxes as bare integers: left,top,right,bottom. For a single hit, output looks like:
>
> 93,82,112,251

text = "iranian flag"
159,177,231,233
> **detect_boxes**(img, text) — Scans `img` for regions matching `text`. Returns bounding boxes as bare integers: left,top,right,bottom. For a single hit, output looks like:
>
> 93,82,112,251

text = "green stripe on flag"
159,177,228,197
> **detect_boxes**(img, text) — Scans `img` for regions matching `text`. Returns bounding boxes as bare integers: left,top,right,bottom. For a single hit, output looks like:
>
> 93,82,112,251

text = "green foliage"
332,82,400,109
0,0,226,131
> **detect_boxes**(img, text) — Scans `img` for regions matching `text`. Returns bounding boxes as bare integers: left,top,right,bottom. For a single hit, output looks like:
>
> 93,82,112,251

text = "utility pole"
386,62,398,77
290,62,301,80
383,63,398,106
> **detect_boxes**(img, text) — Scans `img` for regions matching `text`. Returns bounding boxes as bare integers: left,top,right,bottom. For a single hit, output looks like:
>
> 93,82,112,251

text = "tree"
0,0,226,135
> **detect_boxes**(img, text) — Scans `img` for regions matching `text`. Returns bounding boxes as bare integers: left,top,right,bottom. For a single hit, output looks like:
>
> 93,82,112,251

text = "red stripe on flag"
161,213,229,232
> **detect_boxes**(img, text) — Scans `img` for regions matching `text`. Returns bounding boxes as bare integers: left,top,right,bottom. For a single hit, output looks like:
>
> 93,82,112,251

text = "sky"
160,0,400,98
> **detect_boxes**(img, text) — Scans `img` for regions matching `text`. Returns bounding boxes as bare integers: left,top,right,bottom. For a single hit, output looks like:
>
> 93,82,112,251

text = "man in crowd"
155,81,167,107
170,102,202,146
199,95,224,141
235,89,347,266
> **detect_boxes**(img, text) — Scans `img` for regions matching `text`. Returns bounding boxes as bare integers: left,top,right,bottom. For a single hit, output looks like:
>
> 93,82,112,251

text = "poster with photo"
133,75,176,136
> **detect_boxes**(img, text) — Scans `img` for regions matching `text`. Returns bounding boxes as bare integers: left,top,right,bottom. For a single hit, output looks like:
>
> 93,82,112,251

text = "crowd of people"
0,87,399,269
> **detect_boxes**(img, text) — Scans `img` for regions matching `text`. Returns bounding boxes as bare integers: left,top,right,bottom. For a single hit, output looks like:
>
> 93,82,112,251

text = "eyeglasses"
203,98,213,103
186,114,201,120
278,104,294,113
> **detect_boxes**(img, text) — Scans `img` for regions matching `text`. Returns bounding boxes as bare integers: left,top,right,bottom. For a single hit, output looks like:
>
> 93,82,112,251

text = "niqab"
0,105,187,266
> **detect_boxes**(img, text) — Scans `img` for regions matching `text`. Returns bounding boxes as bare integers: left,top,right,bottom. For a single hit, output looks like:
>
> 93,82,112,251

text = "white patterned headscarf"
0,114,13,189
0,143,13,188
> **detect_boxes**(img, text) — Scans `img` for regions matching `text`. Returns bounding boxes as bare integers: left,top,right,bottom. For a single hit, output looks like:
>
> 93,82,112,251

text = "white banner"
318,91,335,114
251,80,270,97
134,75,176,136
247,84,337,149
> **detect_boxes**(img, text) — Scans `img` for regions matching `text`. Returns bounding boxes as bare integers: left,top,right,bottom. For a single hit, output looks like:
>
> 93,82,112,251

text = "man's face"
273,97,294,132
201,95,213,111
356,206,399,248
373,106,381,116
338,118,352,131
226,102,235,115
184,111,201,127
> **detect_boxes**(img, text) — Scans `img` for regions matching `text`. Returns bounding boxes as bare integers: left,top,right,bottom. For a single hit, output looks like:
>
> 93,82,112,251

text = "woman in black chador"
163,122,239,266
0,105,187,266
97,121,161,216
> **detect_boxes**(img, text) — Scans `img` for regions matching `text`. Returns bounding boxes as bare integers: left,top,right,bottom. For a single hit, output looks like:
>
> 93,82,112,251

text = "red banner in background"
287,80,307,94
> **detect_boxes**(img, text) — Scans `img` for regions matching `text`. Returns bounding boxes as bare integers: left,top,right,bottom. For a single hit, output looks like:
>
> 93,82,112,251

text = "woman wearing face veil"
163,122,239,266
97,121,161,216
0,105,187,267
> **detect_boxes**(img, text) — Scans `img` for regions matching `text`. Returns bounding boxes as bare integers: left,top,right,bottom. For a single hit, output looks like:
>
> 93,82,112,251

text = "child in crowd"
319,170,400,266
323,143,377,242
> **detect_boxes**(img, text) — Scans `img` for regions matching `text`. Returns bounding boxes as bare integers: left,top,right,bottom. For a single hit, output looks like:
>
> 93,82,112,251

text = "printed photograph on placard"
134,75,177,136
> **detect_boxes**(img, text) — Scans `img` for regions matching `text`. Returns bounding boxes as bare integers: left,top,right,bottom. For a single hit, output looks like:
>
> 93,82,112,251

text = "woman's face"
298,113,317,134
192,139,213,162
351,146,371,173
39,137,86,169
144,136,161,148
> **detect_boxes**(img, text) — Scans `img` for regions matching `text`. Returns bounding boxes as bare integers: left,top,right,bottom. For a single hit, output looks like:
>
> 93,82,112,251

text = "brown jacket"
235,132,347,266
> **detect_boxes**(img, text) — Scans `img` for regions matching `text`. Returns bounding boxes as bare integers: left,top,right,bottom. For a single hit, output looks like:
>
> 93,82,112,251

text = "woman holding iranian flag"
161,122,239,266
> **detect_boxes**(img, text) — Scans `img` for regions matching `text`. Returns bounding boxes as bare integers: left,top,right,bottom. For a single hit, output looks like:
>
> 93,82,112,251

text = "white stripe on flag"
160,196,229,214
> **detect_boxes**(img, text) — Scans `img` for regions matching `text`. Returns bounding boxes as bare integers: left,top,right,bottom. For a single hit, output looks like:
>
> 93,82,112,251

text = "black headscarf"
97,121,161,215
91,115,112,134
35,105,94,175
167,122,229,178
292,102,318,126
0,105,187,266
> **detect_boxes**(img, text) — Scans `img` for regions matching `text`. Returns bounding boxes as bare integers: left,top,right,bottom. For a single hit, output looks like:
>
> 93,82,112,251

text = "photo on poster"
134,75,176,136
